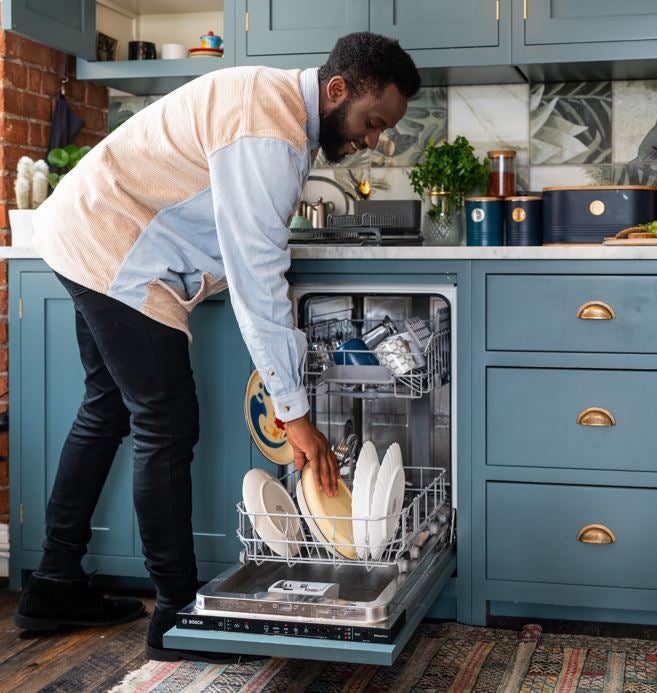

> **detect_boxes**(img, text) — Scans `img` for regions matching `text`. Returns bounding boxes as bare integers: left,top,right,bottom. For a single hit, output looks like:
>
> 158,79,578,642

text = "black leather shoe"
14,572,145,631
146,606,265,663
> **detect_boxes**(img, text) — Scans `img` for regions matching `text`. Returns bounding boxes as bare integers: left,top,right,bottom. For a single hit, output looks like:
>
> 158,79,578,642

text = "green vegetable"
644,220,657,237
409,136,489,220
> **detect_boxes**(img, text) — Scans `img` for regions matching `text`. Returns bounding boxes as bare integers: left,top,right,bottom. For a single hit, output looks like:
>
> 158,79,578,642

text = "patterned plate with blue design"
244,369,294,465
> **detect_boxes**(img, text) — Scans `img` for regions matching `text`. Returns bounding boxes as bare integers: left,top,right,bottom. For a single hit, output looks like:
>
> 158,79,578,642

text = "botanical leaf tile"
530,165,612,191
612,81,657,164
530,82,611,165
447,84,529,166
613,164,657,187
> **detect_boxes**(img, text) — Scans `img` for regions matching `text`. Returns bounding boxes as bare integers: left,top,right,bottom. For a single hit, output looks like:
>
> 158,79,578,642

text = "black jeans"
39,273,200,610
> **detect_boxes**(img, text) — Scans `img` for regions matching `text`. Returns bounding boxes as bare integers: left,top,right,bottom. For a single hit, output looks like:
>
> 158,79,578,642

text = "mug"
374,335,417,376
161,43,187,60
333,338,378,366
129,41,156,60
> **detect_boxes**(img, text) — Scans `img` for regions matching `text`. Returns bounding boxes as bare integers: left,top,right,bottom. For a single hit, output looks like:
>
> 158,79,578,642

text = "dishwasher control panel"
176,606,405,644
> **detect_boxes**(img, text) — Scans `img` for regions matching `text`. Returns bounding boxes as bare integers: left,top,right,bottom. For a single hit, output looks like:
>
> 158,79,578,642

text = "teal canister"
465,197,504,246
504,196,543,246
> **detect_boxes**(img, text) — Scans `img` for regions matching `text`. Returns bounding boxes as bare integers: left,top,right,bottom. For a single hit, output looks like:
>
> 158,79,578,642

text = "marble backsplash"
109,78,657,208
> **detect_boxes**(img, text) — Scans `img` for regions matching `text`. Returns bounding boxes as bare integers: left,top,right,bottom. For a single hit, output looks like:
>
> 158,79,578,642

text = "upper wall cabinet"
1,0,96,61
235,0,518,82
370,0,511,69
513,0,657,81
234,0,368,67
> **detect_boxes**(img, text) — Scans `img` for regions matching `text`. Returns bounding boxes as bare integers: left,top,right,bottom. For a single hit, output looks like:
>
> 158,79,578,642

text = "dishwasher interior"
172,284,457,658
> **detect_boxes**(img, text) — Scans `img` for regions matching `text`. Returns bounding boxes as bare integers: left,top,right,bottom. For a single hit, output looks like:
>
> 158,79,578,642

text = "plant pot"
9,209,35,248
421,191,464,246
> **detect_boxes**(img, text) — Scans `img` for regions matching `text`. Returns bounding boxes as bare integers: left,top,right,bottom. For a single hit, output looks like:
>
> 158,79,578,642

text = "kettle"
307,197,335,228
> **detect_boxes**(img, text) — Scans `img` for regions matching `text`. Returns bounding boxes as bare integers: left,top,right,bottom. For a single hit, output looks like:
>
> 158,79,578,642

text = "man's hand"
285,414,338,496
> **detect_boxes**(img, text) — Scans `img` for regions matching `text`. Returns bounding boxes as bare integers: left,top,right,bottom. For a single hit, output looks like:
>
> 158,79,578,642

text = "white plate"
296,479,337,558
369,443,405,561
242,468,301,557
352,441,380,559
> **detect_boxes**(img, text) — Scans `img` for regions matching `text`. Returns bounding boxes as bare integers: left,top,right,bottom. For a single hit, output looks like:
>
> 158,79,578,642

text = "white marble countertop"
290,245,657,260
4,245,657,261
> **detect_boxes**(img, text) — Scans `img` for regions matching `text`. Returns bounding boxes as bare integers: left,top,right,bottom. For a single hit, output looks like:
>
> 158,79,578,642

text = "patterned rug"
107,621,657,692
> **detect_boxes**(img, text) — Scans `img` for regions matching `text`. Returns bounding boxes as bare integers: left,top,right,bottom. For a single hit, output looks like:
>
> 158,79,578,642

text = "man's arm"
209,137,338,495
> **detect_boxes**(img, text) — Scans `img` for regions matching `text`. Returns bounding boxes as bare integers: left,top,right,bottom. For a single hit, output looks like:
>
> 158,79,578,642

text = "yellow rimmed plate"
300,464,356,559
244,370,294,465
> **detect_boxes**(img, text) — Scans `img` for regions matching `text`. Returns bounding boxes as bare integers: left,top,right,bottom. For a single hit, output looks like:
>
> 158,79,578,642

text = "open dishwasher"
165,282,457,665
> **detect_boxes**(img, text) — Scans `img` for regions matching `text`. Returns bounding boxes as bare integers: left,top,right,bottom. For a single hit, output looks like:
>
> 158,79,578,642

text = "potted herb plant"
47,143,92,188
409,136,489,245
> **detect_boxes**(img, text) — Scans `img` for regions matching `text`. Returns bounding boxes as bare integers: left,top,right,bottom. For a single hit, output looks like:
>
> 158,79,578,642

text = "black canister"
504,196,543,246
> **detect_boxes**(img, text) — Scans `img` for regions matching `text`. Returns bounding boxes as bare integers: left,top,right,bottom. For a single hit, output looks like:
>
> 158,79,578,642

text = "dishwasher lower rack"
237,466,448,573
303,317,450,399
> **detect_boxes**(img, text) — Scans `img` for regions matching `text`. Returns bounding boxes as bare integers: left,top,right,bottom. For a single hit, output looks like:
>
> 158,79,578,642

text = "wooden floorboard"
0,578,154,693
6,577,657,690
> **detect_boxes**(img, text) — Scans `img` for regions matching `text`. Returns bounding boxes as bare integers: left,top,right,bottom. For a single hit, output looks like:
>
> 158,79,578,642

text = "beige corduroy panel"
33,66,309,334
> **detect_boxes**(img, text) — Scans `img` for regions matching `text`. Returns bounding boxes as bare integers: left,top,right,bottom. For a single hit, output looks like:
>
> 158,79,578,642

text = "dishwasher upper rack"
302,317,450,399
237,466,447,573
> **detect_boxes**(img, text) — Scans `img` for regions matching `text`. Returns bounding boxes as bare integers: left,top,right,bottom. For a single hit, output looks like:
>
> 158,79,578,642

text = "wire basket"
303,317,449,399
237,467,447,573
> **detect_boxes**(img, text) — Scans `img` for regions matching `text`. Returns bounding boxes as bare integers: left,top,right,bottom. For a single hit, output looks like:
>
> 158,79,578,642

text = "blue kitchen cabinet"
370,0,512,70
9,260,252,589
470,260,657,627
234,0,369,68
512,0,657,80
1,0,96,61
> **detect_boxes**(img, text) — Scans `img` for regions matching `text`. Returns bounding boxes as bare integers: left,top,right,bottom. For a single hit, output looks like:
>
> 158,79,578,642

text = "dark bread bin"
542,185,657,244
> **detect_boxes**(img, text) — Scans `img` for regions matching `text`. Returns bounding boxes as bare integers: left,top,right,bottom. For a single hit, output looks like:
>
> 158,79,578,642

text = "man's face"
319,81,408,164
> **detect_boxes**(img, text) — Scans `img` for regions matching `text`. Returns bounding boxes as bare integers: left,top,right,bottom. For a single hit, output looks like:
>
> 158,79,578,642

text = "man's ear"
326,75,349,105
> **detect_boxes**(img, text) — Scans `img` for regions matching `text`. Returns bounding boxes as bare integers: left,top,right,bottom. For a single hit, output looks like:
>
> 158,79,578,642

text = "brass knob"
576,523,616,544
576,301,615,320
576,407,616,427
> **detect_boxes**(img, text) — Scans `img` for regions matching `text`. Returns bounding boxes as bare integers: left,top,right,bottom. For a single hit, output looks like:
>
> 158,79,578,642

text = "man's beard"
319,99,351,164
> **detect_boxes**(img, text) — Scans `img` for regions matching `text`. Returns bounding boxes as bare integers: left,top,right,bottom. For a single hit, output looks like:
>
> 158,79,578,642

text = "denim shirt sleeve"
208,137,310,422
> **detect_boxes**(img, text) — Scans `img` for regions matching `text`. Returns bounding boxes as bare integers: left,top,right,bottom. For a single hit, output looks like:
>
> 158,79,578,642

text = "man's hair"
318,32,420,100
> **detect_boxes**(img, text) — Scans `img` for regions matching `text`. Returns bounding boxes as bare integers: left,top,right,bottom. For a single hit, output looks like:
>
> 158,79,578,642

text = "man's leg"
16,276,144,629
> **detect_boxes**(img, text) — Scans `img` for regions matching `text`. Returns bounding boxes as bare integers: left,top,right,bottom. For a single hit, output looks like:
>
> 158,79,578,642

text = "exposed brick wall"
0,20,109,523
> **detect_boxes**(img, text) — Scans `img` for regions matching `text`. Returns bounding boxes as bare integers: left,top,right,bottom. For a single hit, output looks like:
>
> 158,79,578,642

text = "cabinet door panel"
167,293,251,567
2,0,96,61
245,0,369,56
525,0,657,45
19,272,133,557
371,0,499,50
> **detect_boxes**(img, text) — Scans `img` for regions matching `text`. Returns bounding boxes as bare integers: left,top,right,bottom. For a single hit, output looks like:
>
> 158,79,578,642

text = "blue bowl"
333,338,378,366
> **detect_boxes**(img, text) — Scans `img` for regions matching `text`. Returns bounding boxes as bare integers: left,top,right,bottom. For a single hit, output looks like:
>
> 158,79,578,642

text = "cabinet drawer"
486,274,657,353
487,482,657,590
487,367,657,471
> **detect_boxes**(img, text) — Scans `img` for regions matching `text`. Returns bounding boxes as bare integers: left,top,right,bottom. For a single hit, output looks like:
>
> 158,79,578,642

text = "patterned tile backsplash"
109,78,657,205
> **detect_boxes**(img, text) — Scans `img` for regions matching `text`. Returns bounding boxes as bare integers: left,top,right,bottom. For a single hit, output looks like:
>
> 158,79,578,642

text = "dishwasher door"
165,283,457,665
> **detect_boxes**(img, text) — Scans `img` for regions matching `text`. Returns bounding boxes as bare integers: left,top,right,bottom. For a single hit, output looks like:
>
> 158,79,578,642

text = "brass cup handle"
576,523,616,544
576,407,616,427
576,300,615,320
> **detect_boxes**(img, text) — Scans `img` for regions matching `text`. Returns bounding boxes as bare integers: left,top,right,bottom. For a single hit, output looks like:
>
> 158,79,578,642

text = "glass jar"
487,150,516,197
422,190,464,246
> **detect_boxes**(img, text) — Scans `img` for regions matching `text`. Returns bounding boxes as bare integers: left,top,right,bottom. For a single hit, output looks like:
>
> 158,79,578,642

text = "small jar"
487,150,517,197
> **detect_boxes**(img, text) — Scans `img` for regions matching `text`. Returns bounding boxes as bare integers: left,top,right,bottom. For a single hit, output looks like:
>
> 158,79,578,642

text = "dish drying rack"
303,317,450,399
237,466,448,573
289,213,413,245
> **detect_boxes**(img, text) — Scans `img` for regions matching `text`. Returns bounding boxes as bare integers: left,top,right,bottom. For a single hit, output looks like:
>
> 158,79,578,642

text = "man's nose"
364,132,380,150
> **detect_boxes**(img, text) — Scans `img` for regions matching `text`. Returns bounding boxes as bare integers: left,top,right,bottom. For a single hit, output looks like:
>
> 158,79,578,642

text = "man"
15,32,420,661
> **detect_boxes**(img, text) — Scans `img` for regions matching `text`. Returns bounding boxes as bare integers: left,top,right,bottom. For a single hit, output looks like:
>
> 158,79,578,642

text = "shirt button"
269,370,275,376
284,405,290,412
